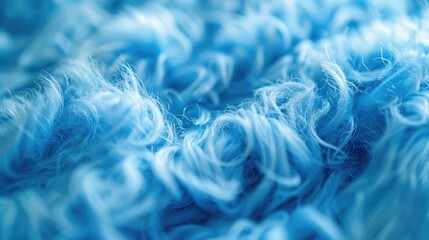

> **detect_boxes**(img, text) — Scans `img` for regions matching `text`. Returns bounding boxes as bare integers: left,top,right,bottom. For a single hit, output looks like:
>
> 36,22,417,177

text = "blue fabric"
0,0,428,239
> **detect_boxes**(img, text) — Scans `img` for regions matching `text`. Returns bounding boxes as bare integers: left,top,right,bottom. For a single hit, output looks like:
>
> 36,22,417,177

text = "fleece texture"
1,0,429,239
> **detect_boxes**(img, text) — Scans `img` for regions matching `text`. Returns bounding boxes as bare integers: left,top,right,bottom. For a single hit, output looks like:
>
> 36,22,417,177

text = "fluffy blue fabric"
1,0,429,239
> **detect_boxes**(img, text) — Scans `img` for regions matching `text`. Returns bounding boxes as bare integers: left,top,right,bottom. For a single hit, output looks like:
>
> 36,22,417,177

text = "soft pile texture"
1,0,429,239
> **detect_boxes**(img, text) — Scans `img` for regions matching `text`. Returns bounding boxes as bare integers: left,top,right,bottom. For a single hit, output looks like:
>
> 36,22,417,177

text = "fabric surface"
1,0,429,239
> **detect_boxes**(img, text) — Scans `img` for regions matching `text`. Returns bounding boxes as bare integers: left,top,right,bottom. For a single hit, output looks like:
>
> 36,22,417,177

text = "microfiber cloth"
0,0,429,239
